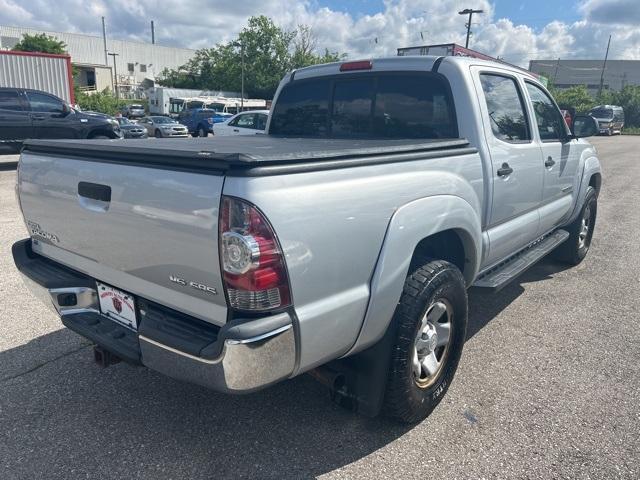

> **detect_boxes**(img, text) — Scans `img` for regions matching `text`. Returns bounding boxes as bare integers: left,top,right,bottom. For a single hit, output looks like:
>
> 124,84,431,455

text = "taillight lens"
219,196,291,311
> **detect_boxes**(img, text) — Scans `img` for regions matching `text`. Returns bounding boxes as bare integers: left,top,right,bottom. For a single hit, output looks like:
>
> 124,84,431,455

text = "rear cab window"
269,72,458,139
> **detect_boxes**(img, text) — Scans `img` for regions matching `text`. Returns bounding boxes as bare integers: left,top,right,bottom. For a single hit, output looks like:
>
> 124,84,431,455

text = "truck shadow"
1,258,571,479
467,258,573,340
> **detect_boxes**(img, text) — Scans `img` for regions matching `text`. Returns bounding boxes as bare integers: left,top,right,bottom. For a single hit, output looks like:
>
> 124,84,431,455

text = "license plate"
97,282,137,330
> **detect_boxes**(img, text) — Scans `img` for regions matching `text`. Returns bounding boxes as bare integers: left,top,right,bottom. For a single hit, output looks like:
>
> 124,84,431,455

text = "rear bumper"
12,239,296,393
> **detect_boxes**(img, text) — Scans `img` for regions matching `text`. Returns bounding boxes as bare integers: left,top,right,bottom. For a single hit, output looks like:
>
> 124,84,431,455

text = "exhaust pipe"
308,366,357,411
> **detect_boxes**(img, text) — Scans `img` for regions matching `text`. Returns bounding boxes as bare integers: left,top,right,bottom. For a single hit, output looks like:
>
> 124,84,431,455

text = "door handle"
545,156,556,167
78,182,111,202
233,129,239,132
497,163,513,177
31,115,46,121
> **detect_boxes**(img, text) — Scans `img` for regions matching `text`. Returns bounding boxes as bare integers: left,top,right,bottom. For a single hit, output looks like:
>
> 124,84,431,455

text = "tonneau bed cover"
22,137,473,174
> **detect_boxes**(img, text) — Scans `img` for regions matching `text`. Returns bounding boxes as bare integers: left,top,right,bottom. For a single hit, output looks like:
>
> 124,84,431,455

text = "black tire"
154,129,162,139
384,260,468,424
199,127,208,138
90,135,110,140
554,186,597,265
191,131,199,138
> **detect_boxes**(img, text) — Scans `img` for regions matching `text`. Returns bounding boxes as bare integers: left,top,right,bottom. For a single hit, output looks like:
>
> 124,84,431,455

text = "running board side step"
472,229,570,292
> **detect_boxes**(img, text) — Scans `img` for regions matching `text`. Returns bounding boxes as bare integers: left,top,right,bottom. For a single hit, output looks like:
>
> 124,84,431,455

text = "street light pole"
458,8,483,48
240,43,245,111
233,41,245,110
108,52,120,99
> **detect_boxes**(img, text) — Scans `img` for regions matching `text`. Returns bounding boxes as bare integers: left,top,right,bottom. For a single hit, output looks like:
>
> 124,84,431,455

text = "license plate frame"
96,282,138,330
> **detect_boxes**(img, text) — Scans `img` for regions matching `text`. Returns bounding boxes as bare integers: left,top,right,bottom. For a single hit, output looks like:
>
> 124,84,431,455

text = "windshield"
590,108,613,119
117,117,132,125
152,116,177,124
270,72,457,139
130,105,144,110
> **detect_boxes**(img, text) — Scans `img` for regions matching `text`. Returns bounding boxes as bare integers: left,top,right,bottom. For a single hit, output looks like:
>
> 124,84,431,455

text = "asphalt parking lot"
0,136,638,479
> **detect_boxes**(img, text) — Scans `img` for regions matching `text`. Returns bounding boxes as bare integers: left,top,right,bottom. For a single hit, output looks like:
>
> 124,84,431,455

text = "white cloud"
0,0,638,65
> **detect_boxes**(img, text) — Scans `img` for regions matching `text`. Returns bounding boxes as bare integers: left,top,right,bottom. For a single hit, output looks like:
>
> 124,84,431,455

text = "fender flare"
346,194,482,355
567,154,602,224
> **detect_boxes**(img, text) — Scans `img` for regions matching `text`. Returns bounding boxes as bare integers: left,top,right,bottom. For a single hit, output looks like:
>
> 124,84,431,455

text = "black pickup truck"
0,87,121,150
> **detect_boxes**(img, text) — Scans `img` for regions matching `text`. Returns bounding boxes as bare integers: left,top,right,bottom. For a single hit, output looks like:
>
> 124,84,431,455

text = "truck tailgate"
17,151,227,325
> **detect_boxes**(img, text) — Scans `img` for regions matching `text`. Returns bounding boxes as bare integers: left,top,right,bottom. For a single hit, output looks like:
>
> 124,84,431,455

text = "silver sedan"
138,116,189,138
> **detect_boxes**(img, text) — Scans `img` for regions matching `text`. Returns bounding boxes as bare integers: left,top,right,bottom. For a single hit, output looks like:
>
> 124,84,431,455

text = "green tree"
12,33,67,54
548,84,596,114
158,16,345,98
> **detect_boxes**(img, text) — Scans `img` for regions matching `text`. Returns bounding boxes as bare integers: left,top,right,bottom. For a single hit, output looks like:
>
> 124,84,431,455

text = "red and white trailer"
0,50,75,104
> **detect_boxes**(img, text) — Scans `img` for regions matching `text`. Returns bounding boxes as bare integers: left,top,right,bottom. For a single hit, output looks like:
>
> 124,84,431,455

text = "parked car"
0,87,120,149
560,109,573,129
213,110,269,136
177,108,219,137
13,56,601,424
116,117,148,139
588,105,624,135
137,116,188,138
121,104,146,119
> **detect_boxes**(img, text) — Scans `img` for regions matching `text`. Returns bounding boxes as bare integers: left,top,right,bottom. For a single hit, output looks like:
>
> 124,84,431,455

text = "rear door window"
0,90,24,111
269,72,457,139
479,74,530,143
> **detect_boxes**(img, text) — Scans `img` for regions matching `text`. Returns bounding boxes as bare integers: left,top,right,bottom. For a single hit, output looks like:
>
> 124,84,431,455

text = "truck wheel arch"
589,172,602,197
345,195,482,356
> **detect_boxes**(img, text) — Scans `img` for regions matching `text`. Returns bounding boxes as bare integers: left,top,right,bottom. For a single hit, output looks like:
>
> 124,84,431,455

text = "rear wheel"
554,186,597,265
199,127,208,138
154,129,162,139
384,260,468,424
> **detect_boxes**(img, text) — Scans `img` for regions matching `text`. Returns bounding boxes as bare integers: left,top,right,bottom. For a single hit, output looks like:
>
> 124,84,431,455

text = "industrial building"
529,59,640,93
0,25,195,97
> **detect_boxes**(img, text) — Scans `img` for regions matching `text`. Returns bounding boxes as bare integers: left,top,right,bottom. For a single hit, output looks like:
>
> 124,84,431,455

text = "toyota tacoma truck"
12,56,602,423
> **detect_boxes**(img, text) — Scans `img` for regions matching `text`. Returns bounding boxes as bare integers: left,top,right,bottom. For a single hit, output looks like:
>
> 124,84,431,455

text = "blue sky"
0,0,638,64
317,0,581,31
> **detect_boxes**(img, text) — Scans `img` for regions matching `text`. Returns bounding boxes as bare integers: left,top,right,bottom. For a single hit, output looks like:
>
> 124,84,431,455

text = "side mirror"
572,115,599,138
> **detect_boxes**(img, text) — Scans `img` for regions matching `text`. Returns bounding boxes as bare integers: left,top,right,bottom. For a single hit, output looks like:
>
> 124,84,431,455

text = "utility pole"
553,57,561,84
151,20,155,44
108,52,120,99
101,17,108,66
598,35,611,99
458,8,483,48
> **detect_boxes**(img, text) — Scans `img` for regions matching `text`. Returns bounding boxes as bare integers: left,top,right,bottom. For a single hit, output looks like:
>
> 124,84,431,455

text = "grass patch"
622,127,640,135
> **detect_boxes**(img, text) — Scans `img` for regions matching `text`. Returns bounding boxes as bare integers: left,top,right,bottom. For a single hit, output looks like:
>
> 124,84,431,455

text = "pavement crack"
0,343,92,383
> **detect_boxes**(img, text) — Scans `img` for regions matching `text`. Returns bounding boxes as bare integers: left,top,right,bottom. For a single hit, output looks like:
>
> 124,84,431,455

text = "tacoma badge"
169,275,217,295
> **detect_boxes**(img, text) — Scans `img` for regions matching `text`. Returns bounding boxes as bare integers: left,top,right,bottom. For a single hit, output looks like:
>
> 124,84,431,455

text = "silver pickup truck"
13,56,602,423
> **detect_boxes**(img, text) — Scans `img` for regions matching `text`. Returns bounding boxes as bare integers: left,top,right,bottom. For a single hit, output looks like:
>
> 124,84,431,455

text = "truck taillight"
219,196,291,311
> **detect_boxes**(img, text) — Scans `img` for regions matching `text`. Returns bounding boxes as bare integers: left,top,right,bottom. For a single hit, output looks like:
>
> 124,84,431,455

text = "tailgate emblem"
169,275,217,295
112,297,123,314
26,220,60,243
